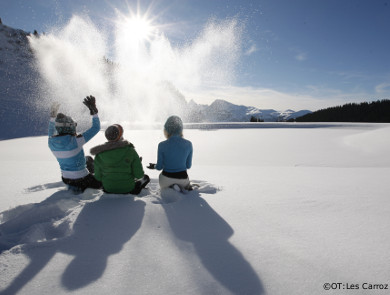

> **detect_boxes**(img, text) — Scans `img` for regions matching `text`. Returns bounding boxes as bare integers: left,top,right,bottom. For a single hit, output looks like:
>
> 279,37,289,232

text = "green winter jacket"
90,140,144,193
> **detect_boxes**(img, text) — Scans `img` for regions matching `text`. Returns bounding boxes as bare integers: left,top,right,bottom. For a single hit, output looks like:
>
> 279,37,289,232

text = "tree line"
290,100,390,123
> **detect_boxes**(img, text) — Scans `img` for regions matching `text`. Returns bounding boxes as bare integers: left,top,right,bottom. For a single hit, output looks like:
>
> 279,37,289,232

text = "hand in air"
83,95,98,115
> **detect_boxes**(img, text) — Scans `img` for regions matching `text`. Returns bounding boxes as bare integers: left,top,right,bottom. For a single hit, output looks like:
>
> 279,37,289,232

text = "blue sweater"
48,115,100,179
156,135,193,173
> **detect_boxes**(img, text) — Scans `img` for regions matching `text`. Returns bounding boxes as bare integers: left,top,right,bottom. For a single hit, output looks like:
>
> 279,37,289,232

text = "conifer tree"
295,100,390,122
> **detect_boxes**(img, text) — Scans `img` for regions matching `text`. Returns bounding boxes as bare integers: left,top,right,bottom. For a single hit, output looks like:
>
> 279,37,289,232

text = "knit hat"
164,116,183,137
55,113,77,135
105,124,124,141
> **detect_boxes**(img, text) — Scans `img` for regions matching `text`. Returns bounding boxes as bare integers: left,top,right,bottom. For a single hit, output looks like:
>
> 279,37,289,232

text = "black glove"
147,163,156,169
83,95,98,115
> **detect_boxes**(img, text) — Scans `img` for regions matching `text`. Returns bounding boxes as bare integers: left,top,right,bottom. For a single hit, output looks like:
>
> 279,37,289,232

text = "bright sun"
124,16,154,41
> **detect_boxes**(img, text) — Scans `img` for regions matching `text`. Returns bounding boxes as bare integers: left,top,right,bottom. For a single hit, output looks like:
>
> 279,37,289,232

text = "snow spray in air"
28,14,242,127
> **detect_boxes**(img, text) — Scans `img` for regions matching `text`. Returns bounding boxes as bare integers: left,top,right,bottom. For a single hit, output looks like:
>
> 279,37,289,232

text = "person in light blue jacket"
48,95,102,192
148,116,193,191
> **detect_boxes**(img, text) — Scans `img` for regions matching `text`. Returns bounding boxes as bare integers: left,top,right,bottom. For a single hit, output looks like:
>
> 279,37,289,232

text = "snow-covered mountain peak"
187,98,311,122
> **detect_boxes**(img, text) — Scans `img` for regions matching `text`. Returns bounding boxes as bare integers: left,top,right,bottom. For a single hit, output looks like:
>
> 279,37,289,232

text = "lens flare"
121,15,154,42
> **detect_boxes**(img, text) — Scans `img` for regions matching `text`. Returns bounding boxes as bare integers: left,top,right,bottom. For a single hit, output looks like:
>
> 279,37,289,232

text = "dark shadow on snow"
0,192,145,294
1,181,264,294
163,192,265,295
60,196,145,290
24,181,65,193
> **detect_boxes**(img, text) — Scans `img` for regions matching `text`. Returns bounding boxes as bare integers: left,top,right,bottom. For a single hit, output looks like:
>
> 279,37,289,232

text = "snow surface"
1,123,390,295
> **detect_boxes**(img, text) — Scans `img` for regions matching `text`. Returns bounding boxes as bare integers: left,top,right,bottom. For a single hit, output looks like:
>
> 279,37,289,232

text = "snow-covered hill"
1,123,390,294
0,23,46,140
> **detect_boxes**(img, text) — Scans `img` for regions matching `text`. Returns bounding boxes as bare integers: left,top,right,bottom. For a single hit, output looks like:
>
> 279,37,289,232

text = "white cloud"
244,44,258,56
375,83,390,94
295,52,307,61
334,71,369,81
290,47,307,61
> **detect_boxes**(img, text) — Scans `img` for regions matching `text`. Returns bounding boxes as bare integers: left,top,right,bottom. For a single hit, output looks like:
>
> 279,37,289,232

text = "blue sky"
1,0,390,111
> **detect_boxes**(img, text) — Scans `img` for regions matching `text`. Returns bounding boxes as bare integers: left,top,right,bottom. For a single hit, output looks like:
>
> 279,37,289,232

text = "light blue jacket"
48,115,100,179
156,135,193,172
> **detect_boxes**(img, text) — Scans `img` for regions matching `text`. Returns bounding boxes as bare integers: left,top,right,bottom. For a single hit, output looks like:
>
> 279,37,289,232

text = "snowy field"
1,123,390,295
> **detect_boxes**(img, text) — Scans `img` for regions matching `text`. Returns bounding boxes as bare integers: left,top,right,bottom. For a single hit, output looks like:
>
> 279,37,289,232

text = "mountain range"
0,22,311,139
186,99,311,122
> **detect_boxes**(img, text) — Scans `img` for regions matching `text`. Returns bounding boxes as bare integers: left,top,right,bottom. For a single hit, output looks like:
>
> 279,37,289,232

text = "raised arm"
48,102,60,137
82,115,100,143
81,95,100,143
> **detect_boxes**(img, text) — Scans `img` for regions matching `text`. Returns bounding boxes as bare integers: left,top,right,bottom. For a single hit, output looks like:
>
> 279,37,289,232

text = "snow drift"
1,123,390,294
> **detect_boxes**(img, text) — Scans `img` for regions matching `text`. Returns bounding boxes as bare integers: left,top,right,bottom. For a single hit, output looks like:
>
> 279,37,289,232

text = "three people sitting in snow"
48,97,193,194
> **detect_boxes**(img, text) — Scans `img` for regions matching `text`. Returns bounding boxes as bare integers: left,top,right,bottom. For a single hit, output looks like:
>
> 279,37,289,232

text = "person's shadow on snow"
0,192,145,294
163,193,265,295
60,196,145,290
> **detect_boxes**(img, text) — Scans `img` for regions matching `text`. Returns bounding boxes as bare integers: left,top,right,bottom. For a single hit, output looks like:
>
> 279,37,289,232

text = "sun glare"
121,15,155,42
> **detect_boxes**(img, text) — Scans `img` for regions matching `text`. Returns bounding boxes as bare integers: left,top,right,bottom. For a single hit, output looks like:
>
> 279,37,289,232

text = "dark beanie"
55,113,77,135
105,124,124,141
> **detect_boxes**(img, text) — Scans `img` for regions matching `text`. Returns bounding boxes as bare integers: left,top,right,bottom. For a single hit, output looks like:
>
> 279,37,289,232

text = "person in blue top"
48,95,102,192
147,116,193,191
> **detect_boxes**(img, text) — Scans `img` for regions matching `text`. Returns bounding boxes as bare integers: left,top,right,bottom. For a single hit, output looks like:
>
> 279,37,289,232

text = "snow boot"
67,185,83,194
170,184,181,192
140,174,150,189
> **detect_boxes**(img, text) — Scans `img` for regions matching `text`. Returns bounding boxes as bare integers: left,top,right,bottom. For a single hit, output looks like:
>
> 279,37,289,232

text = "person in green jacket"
90,124,150,194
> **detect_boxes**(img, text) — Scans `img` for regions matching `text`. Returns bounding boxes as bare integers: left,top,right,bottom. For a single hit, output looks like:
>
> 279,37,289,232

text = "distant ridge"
292,100,390,123
186,99,312,123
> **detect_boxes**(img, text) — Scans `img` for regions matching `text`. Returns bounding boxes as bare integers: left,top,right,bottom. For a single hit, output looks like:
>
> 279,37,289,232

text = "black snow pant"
61,156,102,192
62,174,102,192
102,175,150,195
